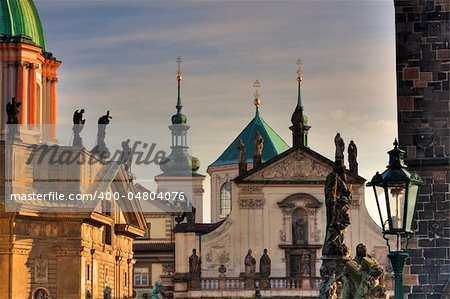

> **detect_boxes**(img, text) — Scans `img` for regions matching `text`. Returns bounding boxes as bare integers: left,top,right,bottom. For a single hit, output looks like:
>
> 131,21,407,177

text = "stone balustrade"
197,277,321,291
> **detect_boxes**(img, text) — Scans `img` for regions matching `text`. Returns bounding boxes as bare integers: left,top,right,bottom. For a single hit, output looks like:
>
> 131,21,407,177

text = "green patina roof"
210,109,290,167
0,0,46,50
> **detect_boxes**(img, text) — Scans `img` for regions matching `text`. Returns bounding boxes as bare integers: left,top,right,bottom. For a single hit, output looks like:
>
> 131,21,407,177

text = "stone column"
28,63,37,125
115,256,122,299
173,232,196,298
17,62,27,123
50,77,57,141
127,258,135,298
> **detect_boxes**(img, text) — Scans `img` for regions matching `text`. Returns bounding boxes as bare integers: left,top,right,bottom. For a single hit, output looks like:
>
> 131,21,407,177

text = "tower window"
219,182,232,219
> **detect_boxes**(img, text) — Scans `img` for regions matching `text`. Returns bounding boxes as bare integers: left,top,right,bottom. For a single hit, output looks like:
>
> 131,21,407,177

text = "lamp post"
367,139,423,299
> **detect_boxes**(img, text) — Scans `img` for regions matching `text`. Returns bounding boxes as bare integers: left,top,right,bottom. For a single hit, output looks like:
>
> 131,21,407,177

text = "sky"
36,0,398,222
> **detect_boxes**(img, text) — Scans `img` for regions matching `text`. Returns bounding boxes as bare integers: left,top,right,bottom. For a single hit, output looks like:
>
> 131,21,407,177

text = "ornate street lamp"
366,139,423,299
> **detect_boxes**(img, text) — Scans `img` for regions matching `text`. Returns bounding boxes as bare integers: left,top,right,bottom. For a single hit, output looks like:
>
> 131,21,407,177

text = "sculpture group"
320,134,385,299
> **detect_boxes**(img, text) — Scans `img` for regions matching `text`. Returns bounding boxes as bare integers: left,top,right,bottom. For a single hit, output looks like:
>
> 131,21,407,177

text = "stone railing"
269,277,321,289
197,277,321,291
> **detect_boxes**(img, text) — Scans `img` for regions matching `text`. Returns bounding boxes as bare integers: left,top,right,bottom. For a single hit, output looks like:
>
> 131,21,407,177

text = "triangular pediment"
93,167,147,234
239,147,334,183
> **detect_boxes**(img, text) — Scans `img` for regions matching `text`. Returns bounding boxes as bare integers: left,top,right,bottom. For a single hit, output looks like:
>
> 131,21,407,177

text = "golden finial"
176,56,182,81
253,80,261,108
296,58,303,83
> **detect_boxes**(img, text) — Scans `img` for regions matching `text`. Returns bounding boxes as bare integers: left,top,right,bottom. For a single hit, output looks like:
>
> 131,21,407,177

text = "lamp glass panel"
387,183,407,230
405,184,419,232
374,185,388,229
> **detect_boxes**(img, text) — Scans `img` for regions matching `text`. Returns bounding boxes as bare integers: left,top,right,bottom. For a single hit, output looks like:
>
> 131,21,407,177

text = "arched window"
34,288,49,299
219,182,232,219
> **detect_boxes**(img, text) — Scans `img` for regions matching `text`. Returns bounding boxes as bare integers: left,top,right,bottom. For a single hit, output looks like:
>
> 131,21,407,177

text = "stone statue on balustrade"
189,249,201,279
260,249,271,278
72,109,85,147
244,249,256,276
92,110,112,159
343,243,387,299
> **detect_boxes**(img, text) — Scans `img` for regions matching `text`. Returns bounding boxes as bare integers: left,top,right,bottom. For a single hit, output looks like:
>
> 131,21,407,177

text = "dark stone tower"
394,0,449,297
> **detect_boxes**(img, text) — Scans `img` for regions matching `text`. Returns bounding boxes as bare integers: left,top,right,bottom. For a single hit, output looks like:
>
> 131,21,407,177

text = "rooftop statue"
237,138,246,164
348,140,358,175
254,130,264,156
120,139,132,171
72,109,85,147
334,133,345,162
253,130,264,167
92,111,112,159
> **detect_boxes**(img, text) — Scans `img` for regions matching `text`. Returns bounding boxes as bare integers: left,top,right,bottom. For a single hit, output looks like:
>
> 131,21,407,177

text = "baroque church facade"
171,63,389,298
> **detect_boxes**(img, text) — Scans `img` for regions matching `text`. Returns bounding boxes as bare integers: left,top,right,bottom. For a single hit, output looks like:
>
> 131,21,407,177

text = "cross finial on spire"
296,58,303,83
253,80,261,109
176,56,182,81
175,56,183,113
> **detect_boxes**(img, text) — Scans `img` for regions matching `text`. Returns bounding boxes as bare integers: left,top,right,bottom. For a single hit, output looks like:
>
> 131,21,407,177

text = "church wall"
208,164,239,223
200,178,387,280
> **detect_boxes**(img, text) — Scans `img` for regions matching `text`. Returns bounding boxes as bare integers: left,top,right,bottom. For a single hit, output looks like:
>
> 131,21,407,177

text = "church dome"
171,112,187,124
210,109,290,167
0,0,47,50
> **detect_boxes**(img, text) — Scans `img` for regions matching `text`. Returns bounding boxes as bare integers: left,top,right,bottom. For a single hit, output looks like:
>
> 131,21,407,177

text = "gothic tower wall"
394,0,449,297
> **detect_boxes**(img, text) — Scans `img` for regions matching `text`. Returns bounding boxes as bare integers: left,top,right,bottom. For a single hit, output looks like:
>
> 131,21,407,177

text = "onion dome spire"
161,57,201,175
290,58,311,148
171,56,187,124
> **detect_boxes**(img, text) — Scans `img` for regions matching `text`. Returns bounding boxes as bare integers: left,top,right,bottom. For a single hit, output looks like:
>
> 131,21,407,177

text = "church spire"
176,56,183,112
171,56,187,124
290,58,311,148
296,58,303,109
253,80,261,117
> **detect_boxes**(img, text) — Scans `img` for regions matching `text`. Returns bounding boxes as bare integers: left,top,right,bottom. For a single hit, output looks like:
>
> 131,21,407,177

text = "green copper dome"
210,109,290,167
0,0,46,50
171,112,187,124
